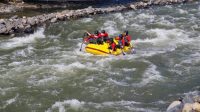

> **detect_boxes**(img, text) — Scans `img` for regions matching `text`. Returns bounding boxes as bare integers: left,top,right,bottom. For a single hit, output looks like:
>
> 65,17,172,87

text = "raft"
85,42,133,56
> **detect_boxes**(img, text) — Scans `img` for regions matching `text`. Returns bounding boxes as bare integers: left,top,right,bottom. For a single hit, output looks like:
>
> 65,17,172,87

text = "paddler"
94,30,103,44
108,38,117,52
122,30,131,46
85,31,96,43
100,30,109,42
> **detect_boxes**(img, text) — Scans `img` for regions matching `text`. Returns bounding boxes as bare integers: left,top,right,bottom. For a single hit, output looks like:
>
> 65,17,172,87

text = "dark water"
0,1,200,112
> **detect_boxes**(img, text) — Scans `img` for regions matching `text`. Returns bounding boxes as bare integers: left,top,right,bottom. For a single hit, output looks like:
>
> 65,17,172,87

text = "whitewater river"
0,2,200,112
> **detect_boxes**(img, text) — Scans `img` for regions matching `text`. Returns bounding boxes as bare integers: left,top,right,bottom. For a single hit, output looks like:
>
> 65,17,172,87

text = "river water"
0,2,200,112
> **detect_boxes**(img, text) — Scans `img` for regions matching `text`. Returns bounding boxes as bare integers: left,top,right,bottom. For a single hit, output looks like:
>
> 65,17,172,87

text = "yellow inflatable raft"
85,42,133,56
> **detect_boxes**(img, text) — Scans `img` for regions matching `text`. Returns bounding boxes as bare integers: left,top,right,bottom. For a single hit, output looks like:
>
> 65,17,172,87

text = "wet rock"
167,97,184,112
24,27,34,34
50,18,57,23
130,4,137,10
0,24,7,34
10,15,19,20
0,19,5,25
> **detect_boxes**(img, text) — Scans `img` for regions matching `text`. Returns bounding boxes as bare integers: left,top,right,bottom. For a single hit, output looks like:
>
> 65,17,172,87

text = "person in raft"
94,30,103,44
100,30,109,42
122,30,132,46
85,30,103,44
115,34,124,48
108,38,117,52
84,31,95,43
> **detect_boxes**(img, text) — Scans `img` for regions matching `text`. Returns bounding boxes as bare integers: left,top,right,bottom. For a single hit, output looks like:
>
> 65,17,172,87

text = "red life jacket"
121,37,125,46
94,34,102,39
125,35,131,43
101,32,108,37
111,42,116,51
115,36,120,40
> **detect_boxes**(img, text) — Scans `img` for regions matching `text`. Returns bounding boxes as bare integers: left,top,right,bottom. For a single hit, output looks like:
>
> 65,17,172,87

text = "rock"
194,96,200,103
22,18,27,24
130,4,137,10
8,29,14,34
10,15,19,20
56,13,65,20
27,18,35,26
167,98,184,112
5,21,14,33
50,18,57,23
24,27,34,34
182,103,193,112
0,19,5,25
25,25,31,29
18,24,24,29
0,0,196,35
0,24,7,34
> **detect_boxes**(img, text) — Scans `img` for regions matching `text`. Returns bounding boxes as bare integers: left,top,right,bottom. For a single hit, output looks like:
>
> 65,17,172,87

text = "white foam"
107,78,129,86
0,87,17,95
10,46,34,59
6,94,18,105
53,62,86,72
27,75,59,86
46,99,85,112
178,9,188,14
156,16,175,27
135,29,192,47
80,18,93,23
52,61,98,73
0,28,45,49
113,13,128,28
102,100,141,106
84,77,94,83
88,100,155,111
122,68,136,72
137,13,155,19
2,94,19,109
132,62,163,87
180,52,200,66
101,20,119,35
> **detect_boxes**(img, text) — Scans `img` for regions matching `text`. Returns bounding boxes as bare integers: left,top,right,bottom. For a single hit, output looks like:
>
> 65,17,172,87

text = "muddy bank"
0,0,198,35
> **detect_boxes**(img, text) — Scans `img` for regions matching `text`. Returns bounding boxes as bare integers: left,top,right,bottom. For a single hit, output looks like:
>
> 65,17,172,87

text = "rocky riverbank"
167,94,200,112
0,0,198,35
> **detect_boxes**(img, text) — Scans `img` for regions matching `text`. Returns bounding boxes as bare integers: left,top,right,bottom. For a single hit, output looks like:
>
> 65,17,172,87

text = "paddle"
79,42,84,51
79,32,88,51
121,47,125,55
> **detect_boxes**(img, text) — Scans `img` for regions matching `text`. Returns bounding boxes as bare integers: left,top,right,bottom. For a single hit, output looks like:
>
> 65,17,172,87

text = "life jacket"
111,42,116,51
101,32,108,38
121,37,125,46
115,36,120,40
94,33,102,39
125,35,131,43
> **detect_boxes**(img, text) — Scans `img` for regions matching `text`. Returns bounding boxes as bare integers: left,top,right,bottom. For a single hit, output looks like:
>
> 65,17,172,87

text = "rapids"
0,1,200,112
